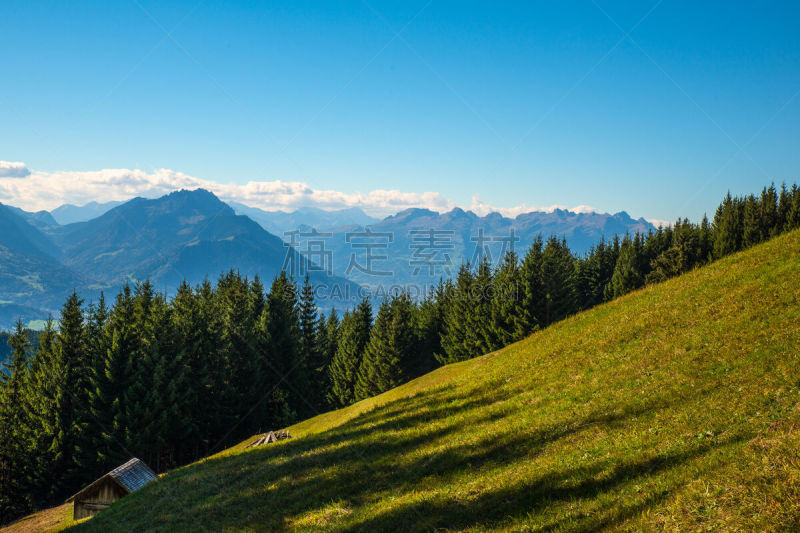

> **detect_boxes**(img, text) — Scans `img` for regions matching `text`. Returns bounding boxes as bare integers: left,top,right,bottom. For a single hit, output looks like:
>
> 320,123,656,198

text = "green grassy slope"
37,231,800,531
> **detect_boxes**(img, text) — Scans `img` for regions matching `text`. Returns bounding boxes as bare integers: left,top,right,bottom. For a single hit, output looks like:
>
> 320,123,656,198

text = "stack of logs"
245,430,292,448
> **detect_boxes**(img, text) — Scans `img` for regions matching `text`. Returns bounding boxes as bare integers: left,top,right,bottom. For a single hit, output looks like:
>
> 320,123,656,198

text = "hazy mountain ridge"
49,200,124,225
0,190,362,329
0,204,86,326
280,205,655,288
228,202,379,236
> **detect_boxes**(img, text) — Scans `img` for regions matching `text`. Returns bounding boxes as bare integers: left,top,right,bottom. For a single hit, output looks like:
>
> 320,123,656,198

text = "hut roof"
66,458,157,503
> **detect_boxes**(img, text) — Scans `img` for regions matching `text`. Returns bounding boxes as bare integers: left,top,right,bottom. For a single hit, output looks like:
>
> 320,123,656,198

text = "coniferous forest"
1,182,800,524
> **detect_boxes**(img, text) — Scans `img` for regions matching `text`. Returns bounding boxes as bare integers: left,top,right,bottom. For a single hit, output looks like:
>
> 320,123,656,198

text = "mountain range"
273,206,655,288
0,191,654,329
0,191,362,329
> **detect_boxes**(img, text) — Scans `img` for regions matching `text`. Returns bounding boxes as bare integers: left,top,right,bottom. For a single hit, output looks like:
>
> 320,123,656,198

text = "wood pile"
245,430,292,448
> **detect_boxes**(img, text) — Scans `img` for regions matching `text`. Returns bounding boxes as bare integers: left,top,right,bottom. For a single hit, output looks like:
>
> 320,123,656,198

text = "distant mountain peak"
51,200,125,225
152,188,234,216
388,208,438,221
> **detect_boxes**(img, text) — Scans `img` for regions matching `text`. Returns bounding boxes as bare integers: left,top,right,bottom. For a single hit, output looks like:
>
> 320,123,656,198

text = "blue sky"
1,1,799,222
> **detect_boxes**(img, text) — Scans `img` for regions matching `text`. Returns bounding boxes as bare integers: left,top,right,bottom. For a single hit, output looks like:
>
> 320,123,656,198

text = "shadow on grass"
70,383,743,533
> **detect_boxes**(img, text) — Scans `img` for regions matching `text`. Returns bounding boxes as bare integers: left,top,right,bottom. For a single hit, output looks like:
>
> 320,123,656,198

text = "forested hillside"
1,182,799,527
31,214,800,532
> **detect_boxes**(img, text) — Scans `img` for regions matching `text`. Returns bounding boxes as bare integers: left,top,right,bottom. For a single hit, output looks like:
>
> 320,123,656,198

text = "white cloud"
0,161,31,178
0,162,627,220
0,165,457,216
646,218,674,228
468,194,601,218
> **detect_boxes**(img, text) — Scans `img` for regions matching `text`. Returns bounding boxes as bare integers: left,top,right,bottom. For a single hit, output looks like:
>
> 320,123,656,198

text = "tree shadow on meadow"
71,382,744,532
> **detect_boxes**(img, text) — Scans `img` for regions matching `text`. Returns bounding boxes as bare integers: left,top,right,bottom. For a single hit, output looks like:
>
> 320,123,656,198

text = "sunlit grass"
1,504,77,533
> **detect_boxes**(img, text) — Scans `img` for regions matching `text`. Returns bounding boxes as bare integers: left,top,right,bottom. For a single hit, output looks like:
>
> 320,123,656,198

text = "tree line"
1,181,799,524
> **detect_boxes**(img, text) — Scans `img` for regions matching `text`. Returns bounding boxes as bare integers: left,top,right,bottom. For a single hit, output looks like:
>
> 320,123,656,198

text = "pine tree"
575,238,617,310
760,184,778,238
24,317,57,505
75,294,109,476
789,184,800,231
713,192,743,258
610,235,644,299
86,294,109,372
142,294,191,471
194,279,228,448
742,194,762,247
125,281,159,464
215,272,264,435
440,263,480,363
328,299,371,407
312,312,335,409
471,257,496,354
777,183,792,232
299,275,325,411
89,285,137,471
322,310,340,372
519,237,545,335
265,271,305,418
489,251,523,349
252,304,292,437
50,292,92,495
250,275,266,320
415,282,448,374
355,294,416,400
0,320,32,522
541,237,577,325
354,299,392,401
171,281,218,458
698,215,713,262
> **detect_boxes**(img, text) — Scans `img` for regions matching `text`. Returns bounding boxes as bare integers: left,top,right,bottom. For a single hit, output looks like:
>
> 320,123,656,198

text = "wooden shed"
65,458,157,520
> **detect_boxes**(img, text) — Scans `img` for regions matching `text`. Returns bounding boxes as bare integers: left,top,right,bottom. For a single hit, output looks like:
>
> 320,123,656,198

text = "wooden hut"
65,458,157,520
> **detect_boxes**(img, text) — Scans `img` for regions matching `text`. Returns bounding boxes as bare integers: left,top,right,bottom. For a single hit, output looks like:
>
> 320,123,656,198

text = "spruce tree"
541,237,577,325
354,299,393,401
89,285,136,470
125,281,159,464
610,235,644,299
490,251,524,348
788,184,800,230
322,310,340,372
0,320,32,522
777,183,792,231
266,272,305,417
50,292,92,494
713,192,743,258
328,299,372,407
214,272,261,434
75,295,109,476
742,194,761,248
24,317,57,505
519,237,545,335
299,275,325,411
440,263,479,364
698,215,713,262
141,294,191,471
760,184,778,238
416,282,448,374
470,257,496,354
313,313,332,409
194,279,227,448
355,294,415,400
